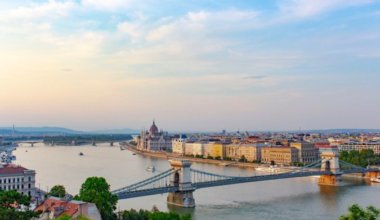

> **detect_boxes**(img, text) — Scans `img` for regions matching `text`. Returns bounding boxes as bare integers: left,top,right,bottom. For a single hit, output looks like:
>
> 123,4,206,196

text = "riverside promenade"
125,144,259,169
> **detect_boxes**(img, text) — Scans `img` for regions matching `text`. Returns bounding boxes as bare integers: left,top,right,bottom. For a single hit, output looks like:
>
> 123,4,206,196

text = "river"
13,143,380,220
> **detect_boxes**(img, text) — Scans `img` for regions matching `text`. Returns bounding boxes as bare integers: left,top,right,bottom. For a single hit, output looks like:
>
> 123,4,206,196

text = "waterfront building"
136,121,172,152
203,143,215,158
172,138,186,155
184,142,194,156
35,197,101,220
226,144,261,162
290,142,319,164
338,143,380,155
192,142,205,156
212,143,225,159
261,147,299,165
0,164,36,197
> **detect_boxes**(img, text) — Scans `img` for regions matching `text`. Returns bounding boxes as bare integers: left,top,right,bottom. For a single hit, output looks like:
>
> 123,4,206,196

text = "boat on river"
146,166,155,172
371,176,380,183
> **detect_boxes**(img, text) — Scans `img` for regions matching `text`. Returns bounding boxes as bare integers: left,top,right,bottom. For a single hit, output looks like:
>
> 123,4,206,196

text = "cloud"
81,0,134,11
5,0,76,21
243,75,267,80
278,0,374,19
146,9,259,42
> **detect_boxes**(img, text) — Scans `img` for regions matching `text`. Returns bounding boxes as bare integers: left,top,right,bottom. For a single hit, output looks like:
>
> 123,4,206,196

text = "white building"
192,142,204,156
172,137,187,155
0,164,36,197
339,143,380,155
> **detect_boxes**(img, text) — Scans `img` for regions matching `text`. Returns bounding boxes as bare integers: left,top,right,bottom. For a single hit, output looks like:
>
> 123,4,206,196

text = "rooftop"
0,164,28,175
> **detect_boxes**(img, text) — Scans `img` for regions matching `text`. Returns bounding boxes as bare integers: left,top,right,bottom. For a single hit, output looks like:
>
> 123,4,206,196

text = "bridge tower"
319,149,342,186
167,160,195,208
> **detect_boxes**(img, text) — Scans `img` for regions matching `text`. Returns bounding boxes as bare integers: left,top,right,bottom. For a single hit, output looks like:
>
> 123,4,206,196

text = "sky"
0,0,380,132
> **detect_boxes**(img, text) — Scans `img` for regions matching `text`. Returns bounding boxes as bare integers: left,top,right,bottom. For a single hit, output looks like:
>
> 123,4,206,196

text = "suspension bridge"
112,149,380,208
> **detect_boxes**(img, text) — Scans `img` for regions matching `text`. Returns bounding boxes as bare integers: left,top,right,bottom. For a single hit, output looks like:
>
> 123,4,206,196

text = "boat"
79,152,84,156
146,166,155,172
370,176,380,183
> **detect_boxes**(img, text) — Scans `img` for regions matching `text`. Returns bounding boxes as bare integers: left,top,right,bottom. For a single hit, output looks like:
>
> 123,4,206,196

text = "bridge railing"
112,168,175,195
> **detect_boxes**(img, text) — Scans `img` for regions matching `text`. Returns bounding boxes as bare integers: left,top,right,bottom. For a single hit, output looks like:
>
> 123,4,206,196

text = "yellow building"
225,144,260,162
261,147,299,165
212,143,225,159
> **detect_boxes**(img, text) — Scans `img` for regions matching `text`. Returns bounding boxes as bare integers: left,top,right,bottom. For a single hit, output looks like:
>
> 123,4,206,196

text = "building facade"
226,144,261,162
192,142,204,156
261,147,299,165
212,143,225,159
172,138,186,155
0,164,36,197
290,142,319,164
338,143,380,155
136,121,172,152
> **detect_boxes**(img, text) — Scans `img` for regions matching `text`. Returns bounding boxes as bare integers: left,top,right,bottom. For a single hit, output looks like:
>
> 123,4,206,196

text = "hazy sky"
1,0,380,131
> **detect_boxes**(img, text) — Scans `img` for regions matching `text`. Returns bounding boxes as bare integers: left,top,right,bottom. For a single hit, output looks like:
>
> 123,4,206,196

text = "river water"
13,144,380,220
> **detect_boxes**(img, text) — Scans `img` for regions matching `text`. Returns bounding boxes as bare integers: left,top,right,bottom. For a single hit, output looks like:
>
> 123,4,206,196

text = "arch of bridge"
320,150,340,173
169,160,193,191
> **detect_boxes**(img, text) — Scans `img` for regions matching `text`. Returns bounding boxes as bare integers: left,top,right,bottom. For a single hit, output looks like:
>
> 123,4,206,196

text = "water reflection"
319,185,339,210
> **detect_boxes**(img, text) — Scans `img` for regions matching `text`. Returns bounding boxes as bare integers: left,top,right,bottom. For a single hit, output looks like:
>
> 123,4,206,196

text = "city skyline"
1,0,380,131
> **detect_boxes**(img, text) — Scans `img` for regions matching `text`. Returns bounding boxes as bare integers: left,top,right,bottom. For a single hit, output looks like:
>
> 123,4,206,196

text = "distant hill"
0,127,83,135
0,126,139,135
90,128,139,134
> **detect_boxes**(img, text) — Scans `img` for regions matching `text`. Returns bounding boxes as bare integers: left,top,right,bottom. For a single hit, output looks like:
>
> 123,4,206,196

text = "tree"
55,215,90,220
340,204,380,220
0,190,38,220
239,155,247,163
120,208,191,220
75,177,118,220
49,185,66,198
55,215,73,220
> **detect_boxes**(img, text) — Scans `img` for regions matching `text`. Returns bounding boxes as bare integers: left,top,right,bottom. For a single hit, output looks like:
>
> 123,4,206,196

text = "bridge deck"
113,167,380,200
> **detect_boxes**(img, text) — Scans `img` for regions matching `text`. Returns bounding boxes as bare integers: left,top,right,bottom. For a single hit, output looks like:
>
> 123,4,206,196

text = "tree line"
340,149,380,167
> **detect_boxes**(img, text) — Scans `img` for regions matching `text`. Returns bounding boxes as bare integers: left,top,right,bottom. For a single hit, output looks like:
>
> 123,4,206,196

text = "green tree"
239,155,247,163
49,185,66,198
55,214,73,220
120,209,191,220
75,177,118,220
340,204,380,220
0,190,38,220
340,149,380,168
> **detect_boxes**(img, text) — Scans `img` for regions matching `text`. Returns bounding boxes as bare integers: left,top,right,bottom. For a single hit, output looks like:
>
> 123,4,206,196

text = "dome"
149,121,159,134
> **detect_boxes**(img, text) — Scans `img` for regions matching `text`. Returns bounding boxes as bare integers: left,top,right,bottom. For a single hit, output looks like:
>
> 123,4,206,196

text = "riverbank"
126,145,259,169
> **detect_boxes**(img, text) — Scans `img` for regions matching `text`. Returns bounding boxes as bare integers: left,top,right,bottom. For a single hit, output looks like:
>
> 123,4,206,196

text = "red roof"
35,198,80,218
0,164,27,175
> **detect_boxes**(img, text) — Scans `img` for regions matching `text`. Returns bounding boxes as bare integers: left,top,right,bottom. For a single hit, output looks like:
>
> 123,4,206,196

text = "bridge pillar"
167,160,195,208
366,171,380,179
319,150,342,186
